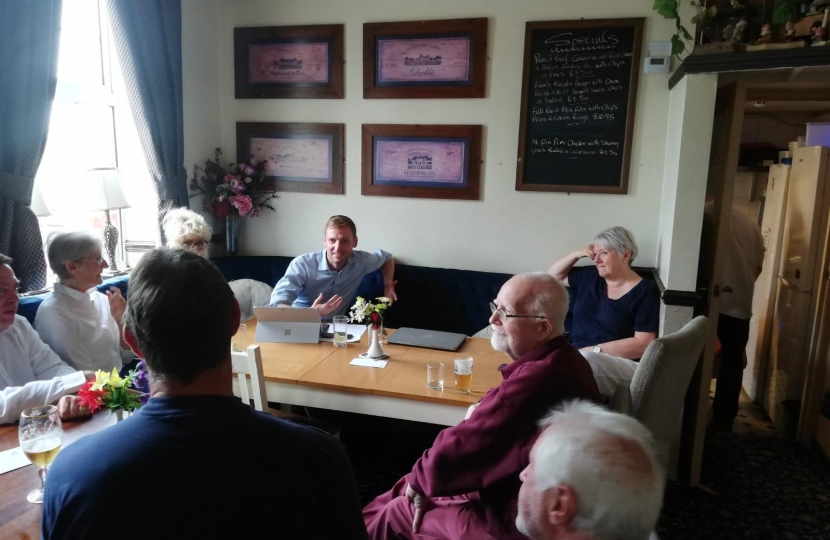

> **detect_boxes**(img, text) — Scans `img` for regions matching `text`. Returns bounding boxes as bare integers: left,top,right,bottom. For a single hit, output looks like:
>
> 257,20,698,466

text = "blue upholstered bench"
210,256,511,336
17,276,130,327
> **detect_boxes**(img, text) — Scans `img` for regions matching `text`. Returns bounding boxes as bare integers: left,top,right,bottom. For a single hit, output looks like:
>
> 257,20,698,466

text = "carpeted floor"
337,411,830,538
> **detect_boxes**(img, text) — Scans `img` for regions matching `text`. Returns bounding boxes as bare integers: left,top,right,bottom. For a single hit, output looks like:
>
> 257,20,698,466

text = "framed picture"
234,24,344,99
237,122,344,194
363,18,488,99
361,124,482,200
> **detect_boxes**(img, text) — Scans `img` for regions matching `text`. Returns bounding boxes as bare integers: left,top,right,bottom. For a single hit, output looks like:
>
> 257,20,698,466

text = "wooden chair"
231,344,340,439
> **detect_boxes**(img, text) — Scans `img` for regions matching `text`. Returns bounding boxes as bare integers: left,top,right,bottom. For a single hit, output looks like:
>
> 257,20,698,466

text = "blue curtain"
0,0,62,292
107,0,188,243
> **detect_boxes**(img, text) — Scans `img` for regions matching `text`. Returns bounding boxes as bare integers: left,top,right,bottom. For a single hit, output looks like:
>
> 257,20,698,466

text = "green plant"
772,3,795,24
653,0,717,57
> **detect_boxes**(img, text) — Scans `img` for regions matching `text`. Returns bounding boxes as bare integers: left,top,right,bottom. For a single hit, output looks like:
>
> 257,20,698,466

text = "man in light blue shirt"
270,215,397,317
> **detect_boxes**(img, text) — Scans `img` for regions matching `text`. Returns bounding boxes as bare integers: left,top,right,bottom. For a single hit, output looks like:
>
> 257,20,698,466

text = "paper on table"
349,357,388,369
0,446,31,475
319,324,368,343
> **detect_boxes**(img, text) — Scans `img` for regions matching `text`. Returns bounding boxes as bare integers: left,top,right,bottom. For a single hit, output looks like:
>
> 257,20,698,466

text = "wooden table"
0,413,116,540
241,321,506,426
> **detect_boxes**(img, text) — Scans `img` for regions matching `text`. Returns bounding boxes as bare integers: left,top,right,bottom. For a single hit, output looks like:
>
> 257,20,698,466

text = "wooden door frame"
680,81,746,485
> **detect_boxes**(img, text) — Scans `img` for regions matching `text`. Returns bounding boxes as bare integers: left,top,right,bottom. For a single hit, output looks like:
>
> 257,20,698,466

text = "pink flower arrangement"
189,149,278,219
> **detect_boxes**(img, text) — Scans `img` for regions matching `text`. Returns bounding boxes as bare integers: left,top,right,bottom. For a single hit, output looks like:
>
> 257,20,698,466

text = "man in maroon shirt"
364,272,602,540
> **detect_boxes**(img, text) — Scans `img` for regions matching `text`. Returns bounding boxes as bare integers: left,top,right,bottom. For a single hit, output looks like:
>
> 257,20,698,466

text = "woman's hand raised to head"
573,244,596,262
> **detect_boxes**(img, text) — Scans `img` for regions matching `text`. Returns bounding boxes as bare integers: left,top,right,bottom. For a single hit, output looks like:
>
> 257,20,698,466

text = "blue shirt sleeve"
269,256,309,306
567,266,596,291
352,249,392,274
633,281,661,334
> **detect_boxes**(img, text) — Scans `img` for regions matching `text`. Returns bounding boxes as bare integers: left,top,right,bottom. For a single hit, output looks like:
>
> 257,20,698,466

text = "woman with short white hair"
162,207,212,258
35,231,133,373
548,226,660,399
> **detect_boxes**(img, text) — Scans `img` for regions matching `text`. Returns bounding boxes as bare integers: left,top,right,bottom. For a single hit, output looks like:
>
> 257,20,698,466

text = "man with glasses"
364,272,600,540
0,254,91,423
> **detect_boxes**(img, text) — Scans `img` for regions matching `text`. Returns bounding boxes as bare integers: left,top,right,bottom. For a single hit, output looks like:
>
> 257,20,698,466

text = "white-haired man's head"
517,401,664,540
162,207,212,259
489,272,569,360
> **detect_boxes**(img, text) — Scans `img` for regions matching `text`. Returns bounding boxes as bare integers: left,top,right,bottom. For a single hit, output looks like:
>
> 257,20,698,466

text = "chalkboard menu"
516,19,644,194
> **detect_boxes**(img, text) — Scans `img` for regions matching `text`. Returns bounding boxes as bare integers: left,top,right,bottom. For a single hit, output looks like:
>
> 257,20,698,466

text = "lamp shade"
29,182,51,217
68,169,130,213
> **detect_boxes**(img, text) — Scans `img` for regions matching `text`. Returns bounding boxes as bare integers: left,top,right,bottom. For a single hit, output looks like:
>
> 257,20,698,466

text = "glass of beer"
333,316,349,348
231,323,247,353
19,405,63,504
454,357,474,394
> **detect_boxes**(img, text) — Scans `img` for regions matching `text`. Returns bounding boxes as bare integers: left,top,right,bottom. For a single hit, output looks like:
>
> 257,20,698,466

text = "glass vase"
225,214,240,255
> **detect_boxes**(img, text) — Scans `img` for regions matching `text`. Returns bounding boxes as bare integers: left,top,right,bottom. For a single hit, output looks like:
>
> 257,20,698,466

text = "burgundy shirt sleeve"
405,349,592,497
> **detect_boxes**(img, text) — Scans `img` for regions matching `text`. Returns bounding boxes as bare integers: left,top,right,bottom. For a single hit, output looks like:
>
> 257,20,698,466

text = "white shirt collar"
53,282,96,302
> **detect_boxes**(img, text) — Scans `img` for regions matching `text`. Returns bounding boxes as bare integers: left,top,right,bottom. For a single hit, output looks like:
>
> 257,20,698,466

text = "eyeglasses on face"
489,301,546,320
0,283,21,296
77,256,106,265
182,240,210,250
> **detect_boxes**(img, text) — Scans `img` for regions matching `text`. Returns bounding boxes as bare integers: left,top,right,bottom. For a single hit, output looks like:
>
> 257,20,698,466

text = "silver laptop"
253,307,321,344
387,327,467,351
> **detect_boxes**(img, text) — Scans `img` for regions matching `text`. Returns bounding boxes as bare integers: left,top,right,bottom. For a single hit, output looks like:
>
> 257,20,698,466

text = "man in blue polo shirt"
42,249,368,540
270,215,397,317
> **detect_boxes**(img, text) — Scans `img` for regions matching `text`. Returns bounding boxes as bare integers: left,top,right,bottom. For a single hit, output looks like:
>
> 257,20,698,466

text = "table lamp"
81,169,130,272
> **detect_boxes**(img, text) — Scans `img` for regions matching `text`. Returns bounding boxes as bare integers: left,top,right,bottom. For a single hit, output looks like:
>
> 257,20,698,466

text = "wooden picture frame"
237,122,344,194
361,124,482,200
234,24,344,99
363,18,488,99
515,18,644,194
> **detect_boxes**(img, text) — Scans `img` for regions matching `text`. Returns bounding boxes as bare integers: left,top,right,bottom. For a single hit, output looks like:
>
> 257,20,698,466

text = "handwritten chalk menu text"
516,19,643,194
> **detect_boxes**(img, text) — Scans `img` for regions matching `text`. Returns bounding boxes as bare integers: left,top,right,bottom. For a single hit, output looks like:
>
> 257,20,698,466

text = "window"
35,0,158,284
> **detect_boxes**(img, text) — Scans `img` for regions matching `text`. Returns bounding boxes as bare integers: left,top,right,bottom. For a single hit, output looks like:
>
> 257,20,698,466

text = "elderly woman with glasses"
548,226,660,400
162,207,212,258
35,231,133,373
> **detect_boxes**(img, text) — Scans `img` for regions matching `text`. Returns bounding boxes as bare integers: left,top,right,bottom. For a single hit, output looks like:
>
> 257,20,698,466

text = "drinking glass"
19,405,63,504
454,357,474,394
427,362,444,390
232,323,247,353
333,316,349,348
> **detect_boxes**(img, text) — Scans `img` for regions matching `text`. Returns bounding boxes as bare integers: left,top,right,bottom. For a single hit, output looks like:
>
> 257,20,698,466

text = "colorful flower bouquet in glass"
188,148,278,218
77,361,149,417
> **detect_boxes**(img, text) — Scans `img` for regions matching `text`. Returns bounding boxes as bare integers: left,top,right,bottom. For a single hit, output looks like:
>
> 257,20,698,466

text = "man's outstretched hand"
311,293,344,317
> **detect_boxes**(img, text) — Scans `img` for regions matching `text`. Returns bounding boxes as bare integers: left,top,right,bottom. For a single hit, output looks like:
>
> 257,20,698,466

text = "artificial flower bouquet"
348,296,392,330
188,148,278,218
77,361,149,415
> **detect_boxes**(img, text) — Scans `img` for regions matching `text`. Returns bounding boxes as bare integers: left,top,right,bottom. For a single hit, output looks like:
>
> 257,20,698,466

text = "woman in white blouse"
35,232,133,373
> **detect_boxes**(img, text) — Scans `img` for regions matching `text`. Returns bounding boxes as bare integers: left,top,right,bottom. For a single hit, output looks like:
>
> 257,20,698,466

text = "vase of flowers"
349,296,392,359
77,363,149,421
188,148,278,255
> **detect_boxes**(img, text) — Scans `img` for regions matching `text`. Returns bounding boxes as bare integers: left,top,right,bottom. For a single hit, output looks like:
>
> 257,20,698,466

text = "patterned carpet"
335,411,830,538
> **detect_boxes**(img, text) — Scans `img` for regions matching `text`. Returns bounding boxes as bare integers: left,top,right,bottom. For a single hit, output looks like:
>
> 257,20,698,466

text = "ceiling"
736,77,830,116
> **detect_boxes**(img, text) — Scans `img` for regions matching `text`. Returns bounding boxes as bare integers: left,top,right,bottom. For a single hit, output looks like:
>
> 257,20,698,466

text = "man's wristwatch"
592,345,602,353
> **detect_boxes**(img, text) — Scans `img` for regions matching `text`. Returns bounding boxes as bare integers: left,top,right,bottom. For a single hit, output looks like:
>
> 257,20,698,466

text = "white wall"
182,0,682,273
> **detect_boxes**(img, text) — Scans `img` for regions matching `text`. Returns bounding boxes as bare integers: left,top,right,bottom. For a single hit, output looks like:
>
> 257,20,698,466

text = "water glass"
333,316,349,348
427,362,444,390
19,405,63,504
454,357,474,394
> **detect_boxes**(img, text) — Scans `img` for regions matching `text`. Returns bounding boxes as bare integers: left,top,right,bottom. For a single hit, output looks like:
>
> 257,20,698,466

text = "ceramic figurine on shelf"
732,16,749,43
756,23,772,44
808,0,830,15
811,21,827,44
782,21,797,41
723,17,737,41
